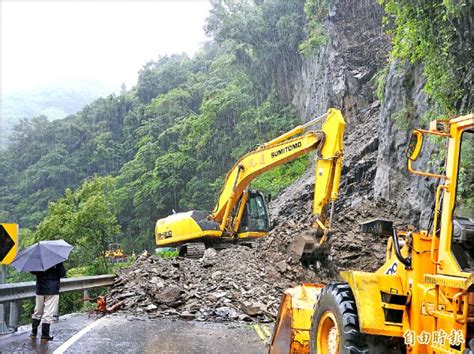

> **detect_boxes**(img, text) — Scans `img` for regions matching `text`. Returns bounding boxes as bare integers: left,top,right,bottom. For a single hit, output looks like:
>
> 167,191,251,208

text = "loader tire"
309,283,387,354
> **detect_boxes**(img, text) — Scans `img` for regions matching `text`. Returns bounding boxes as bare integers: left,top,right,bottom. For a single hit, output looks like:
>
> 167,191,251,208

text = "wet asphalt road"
0,314,268,353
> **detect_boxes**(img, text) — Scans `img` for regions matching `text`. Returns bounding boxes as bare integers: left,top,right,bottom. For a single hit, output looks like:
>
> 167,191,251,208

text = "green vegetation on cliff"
380,0,472,113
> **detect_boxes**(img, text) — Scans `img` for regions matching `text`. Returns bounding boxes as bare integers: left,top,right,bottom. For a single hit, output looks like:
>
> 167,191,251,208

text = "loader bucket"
269,284,325,354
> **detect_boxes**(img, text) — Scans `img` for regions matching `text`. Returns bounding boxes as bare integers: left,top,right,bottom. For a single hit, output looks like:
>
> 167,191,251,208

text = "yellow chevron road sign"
0,223,18,265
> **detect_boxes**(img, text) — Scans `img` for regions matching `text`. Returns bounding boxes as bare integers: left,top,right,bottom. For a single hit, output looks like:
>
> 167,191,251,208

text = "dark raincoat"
31,263,67,295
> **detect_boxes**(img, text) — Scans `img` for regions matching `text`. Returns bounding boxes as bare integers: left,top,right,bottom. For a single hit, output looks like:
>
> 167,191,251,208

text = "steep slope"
267,0,435,275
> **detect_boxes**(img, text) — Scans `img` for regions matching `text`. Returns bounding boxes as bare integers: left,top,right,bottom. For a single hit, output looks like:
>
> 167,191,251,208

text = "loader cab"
238,190,270,233
452,128,474,272
407,114,474,275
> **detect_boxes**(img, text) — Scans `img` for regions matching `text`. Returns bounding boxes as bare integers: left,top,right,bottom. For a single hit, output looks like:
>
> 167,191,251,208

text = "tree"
136,55,192,104
35,176,120,273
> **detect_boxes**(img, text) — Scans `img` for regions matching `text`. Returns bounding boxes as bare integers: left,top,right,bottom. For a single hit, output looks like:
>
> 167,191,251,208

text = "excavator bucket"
287,230,330,262
287,232,318,260
269,284,324,354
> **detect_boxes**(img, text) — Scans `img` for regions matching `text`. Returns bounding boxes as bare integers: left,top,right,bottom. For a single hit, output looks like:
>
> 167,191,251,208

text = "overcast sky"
1,1,211,94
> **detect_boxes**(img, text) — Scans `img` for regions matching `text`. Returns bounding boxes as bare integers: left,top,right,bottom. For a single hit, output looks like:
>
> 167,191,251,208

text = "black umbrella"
10,240,73,272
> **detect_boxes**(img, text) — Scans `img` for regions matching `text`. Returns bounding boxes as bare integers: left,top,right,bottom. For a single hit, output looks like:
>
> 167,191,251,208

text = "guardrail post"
0,265,9,334
0,305,6,334
8,301,18,331
84,289,90,300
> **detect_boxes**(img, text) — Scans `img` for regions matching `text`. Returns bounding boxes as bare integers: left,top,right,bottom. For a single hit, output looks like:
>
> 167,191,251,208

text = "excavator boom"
213,108,345,229
212,132,322,228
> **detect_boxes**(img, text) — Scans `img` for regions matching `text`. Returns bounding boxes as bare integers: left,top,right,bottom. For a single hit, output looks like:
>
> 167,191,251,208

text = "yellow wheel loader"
270,113,474,353
104,243,128,263
155,108,346,257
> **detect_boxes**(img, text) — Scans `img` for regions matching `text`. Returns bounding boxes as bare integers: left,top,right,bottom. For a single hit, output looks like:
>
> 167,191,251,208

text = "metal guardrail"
0,274,116,333
0,274,116,304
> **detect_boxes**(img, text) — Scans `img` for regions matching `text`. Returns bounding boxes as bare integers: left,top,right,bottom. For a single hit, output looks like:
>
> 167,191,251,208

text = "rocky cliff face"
293,0,387,123
374,62,436,227
268,0,439,276
276,0,435,228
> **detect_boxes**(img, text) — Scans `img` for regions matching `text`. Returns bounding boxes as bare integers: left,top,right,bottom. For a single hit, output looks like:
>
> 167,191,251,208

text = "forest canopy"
1,0,310,256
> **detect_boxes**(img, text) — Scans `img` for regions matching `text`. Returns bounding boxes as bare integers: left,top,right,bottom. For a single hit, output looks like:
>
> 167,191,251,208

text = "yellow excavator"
270,113,474,353
155,108,345,257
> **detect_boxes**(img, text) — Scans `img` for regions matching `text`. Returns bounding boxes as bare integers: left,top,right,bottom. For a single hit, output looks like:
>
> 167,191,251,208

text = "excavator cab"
237,190,270,234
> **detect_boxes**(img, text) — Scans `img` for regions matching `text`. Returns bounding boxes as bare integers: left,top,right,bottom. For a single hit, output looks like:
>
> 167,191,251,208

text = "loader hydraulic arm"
212,108,345,234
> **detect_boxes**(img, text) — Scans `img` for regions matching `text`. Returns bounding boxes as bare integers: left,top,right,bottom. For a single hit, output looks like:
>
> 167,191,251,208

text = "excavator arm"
213,108,345,235
212,131,321,229
312,108,345,240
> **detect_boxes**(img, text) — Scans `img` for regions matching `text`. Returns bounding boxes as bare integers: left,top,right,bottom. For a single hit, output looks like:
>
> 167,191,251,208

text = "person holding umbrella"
30,262,67,342
11,240,73,343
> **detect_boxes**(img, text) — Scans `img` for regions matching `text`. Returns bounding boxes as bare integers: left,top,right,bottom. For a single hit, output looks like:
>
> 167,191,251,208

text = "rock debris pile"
107,195,401,322
263,197,403,281
108,246,318,322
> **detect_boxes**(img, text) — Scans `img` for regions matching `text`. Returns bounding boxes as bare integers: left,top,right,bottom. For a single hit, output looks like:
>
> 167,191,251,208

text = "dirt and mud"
107,245,318,322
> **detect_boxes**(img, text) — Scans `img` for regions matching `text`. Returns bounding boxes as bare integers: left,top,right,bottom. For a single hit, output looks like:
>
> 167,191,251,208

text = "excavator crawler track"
178,243,206,259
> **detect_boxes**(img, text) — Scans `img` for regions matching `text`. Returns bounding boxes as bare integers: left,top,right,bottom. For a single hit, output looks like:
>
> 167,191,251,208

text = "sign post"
0,223,19,333
0,265,9,334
